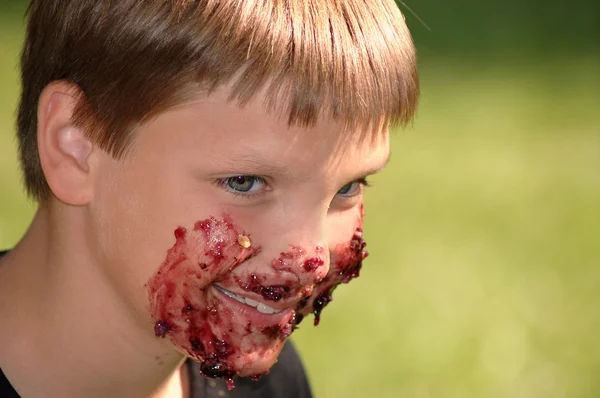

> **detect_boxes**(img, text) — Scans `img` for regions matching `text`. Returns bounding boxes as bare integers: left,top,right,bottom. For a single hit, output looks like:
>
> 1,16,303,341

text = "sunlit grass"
292,59,599,398
1,11,599,398
0,9,35,247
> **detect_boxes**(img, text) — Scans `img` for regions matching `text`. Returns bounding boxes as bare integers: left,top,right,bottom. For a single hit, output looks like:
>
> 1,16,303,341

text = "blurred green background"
1,1,599,397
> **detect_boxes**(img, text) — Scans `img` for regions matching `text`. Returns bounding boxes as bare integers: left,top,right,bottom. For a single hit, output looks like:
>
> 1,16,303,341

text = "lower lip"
210,285,295,328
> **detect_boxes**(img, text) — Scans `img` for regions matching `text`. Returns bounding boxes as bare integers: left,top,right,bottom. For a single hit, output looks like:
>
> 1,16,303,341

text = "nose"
270,244,330,286
265,209,331,286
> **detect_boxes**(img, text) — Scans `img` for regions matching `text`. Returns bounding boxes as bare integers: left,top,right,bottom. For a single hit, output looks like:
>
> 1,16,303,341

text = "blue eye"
336,181,364,197
224,175,265,193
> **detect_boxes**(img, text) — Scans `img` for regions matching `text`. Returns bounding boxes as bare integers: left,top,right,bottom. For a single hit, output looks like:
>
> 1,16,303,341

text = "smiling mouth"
213,285,283,314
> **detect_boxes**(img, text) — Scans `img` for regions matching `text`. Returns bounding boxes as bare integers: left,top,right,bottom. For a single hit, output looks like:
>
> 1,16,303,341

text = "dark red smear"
272,247,325,274
235,274,293,302
147,216,259,386
189,314,238,390
272,248,304,268
279,321,294,339
307,227,367,326
303,257,325,272
262,326,281,339
296,204,369,327
297,296,309,309
199,353,235,380
293,313,304,329
194,219,230,263
154,320,172,337
261,320,294,340
174,226,187,239
312,289,334,326
337,228,369,284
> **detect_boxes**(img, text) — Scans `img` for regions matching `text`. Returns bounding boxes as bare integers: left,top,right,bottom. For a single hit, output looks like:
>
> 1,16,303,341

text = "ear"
37,81,95,205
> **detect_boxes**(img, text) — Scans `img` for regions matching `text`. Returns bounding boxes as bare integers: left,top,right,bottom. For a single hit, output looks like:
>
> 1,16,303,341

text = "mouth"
210,283,297,343
149,215,312,385
213,284,284,314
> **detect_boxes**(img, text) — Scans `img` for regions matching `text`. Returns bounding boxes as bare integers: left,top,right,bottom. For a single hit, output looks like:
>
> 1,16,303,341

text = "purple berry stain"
154,320,171,337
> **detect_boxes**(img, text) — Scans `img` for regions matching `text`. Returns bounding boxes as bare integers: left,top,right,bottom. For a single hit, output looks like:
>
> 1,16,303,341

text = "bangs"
19,0,418,199
170,0,419,132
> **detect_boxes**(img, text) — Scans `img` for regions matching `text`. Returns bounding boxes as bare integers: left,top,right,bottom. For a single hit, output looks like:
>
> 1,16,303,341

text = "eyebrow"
376,151,392,173
204,145,391,181
338,150,391,186
204,150,295,178
361,150,392,177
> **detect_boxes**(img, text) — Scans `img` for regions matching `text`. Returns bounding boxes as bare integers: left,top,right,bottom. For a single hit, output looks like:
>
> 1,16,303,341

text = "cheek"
294,204,368,326
147,216,256,326
88,168,163,308
146,215,294,384
91,157,164,262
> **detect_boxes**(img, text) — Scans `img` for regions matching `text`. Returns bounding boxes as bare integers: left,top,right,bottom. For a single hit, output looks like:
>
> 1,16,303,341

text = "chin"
176,332,287,380
232,340,286,377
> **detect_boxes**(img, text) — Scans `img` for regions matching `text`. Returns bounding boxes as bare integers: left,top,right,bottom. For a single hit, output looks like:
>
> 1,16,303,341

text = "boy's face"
88,86,389,378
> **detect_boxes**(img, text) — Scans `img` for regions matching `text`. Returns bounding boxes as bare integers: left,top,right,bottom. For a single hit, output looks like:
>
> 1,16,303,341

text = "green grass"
0,8,36,247
292,60,600,397
1,12,599,398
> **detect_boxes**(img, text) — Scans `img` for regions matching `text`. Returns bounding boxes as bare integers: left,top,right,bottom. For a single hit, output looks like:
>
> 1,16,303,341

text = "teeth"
244,297,259,307
256,303,276,314
217,286,245,304
214,285,281,314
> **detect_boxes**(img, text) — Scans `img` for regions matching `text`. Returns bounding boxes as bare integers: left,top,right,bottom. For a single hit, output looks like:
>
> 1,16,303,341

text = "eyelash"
358,177,372,189
337,178,372,198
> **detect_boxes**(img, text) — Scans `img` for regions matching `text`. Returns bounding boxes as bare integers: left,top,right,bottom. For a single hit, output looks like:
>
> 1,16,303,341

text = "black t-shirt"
0,250,313,398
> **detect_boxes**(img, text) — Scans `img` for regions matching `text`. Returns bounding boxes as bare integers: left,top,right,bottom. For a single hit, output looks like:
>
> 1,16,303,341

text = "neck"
0,204,189,398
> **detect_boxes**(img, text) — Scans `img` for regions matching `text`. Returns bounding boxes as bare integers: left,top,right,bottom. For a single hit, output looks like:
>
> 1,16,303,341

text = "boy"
0,0,418,397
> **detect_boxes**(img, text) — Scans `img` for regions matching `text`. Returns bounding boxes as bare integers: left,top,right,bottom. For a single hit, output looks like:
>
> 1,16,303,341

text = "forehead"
136,85,390,175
